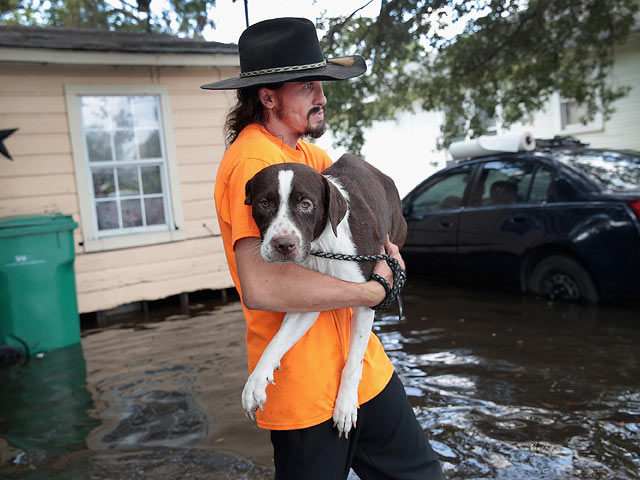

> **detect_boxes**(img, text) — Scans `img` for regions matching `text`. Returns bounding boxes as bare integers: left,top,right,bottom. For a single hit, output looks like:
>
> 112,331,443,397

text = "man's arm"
235,237,403,313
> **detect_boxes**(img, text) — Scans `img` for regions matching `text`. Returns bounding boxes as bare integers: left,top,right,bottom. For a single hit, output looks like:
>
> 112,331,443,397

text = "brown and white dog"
243,154,407,436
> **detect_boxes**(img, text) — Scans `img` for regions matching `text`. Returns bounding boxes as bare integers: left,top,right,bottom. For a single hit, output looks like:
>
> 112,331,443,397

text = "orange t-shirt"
214,124,394,430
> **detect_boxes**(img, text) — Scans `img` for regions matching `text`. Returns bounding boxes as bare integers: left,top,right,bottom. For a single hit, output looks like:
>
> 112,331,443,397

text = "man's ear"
323,177,347,237
244,178,254,205
258,87,276,110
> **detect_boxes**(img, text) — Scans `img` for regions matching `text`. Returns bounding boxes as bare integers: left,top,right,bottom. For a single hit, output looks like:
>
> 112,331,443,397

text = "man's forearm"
235,238,386,312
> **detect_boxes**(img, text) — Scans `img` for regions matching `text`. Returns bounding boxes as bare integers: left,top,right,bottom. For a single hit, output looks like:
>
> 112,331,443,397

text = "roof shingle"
0,25,238,55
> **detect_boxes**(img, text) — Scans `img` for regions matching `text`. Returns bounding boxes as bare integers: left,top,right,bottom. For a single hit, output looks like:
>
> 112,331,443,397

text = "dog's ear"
324,177,347,237
244,178,253,205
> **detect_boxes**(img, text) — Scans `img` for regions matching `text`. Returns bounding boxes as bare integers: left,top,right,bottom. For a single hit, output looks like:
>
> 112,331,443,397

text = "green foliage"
321,0,640,153
0,0,217,37
2,0,637,152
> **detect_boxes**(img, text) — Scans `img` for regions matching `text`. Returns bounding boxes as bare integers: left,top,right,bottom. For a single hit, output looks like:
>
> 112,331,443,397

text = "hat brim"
201,55,366,90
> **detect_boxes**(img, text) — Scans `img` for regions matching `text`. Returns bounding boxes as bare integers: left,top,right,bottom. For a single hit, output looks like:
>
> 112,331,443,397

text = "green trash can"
0,213,80,355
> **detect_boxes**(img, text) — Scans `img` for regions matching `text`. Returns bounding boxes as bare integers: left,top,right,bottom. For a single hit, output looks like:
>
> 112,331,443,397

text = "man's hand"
370,236,405,305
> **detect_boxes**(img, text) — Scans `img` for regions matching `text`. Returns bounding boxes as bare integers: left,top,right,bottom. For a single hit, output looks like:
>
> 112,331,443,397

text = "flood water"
1,279,639,479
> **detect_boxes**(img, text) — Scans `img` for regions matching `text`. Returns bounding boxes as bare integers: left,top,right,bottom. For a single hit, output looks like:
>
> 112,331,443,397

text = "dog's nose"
273,237,296,255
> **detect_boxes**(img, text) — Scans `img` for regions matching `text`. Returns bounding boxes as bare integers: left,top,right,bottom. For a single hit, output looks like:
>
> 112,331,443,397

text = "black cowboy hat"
201,17,366,90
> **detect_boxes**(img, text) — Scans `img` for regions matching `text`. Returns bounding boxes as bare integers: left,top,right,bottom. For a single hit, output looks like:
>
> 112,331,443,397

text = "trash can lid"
0,213,78,237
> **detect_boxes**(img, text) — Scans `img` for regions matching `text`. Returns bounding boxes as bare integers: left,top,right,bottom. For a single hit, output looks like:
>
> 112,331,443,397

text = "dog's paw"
241,367,275,422
333,388,358,438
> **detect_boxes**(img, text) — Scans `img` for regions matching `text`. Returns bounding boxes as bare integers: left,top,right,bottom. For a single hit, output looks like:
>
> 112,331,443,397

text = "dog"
242,154,407,436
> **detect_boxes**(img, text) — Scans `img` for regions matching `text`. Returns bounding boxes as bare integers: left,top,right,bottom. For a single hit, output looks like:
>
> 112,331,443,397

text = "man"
203,17,444,480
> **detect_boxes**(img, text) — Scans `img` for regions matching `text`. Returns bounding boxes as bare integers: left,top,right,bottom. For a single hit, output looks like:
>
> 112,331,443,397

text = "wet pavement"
1,279,639,479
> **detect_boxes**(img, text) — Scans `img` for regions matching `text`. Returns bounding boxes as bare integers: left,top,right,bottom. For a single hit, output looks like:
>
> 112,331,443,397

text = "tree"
320,0,640,152
2,1,638,151
0,0,219,37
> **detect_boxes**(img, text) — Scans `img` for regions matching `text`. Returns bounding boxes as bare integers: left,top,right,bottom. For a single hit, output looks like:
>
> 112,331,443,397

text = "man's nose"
315,83,327,106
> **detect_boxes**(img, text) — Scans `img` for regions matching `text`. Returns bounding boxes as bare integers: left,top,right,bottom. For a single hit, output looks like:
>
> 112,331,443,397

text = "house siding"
510,30,640,149
0,62,237,313
575,31,640,149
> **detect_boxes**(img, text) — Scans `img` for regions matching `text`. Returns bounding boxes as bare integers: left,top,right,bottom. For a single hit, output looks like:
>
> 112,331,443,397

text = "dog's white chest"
305,212,366,283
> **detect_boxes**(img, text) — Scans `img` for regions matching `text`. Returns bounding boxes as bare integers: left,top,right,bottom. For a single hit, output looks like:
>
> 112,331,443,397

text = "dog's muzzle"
263,236,307,263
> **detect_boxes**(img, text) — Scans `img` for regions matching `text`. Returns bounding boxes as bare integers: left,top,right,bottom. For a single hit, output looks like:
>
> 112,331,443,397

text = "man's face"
273,81,327,139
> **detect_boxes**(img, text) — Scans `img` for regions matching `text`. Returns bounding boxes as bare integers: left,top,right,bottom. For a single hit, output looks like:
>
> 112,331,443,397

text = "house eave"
0,47,239,67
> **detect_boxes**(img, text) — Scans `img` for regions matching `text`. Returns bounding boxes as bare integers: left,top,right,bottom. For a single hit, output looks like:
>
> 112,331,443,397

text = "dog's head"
245,163,347,263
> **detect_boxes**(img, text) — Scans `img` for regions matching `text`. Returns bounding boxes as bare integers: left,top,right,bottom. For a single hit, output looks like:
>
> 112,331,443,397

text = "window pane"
81,97,109,129
92,168,115,198
412,168,471,214
121,199,143,227
561,101,588,128
110,96,133,128
138,129,162,159
117,167,140,196
86,131,112,162
114,130,137,161
141,166,162,194
80,94,172,237
145,198,166,225
529,168,553,204
133,96,160,128
476,161,535,206
96,201,119,230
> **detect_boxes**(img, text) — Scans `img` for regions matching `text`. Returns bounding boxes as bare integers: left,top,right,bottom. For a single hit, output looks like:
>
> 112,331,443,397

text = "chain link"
310,250,406,316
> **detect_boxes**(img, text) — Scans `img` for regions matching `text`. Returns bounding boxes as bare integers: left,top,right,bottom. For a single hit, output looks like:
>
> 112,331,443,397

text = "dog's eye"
300,200,313,211
259,200,270,209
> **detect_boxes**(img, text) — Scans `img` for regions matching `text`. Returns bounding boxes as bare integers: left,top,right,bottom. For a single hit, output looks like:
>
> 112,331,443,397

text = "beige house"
0,25,240,313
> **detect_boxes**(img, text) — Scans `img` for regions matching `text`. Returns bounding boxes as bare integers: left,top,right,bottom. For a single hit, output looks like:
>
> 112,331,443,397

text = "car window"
410,166,472,214
558,150,640,192
528,166,553,204
471,160,541,206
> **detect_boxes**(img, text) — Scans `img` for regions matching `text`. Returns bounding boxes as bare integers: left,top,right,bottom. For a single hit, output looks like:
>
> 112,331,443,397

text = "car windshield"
559,150,640,192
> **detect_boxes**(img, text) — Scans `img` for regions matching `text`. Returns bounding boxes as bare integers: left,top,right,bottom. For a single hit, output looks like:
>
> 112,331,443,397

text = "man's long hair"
224,83,283,147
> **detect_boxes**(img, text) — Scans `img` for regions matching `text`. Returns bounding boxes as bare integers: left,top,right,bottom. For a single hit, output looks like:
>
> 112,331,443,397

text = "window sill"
560,123,604,135
81,229,187,253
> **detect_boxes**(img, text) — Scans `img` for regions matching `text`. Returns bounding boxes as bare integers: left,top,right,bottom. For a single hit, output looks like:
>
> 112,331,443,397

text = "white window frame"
66,84,186,253
555,93,603,134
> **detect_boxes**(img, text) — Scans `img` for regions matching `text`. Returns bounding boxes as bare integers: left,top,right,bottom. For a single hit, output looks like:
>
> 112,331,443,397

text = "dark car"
401,137,640,303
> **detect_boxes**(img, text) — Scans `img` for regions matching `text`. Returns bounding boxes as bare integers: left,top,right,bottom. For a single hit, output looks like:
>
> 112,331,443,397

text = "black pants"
270,372,444,480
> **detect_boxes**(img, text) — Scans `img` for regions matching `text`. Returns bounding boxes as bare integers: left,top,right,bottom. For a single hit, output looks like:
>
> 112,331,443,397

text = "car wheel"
529,255,598,303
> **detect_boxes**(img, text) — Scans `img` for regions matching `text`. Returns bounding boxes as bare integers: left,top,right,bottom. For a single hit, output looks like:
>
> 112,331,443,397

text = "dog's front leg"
242,311,320,421
333,306,375,437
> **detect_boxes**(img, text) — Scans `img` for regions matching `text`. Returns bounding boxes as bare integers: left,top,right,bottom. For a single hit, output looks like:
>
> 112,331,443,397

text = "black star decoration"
1,128,18,160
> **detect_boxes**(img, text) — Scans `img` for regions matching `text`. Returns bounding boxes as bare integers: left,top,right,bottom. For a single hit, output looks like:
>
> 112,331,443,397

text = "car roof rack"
535,135,589,150
449,132,536,161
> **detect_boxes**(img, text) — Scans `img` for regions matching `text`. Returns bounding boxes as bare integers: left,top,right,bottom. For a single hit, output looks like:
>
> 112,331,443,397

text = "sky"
203,0,382,43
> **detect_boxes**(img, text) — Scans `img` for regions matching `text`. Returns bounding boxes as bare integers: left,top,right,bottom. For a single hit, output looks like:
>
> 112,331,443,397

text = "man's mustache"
307,106,325,119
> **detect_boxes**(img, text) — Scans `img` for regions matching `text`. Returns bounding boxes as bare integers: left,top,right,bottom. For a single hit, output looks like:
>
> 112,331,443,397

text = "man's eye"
300,200,312,211
259,200,270,209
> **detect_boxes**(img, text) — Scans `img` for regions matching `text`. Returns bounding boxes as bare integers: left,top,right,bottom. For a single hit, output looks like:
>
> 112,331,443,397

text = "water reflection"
0,343,98,452
375,279,640,479
0,282,638,479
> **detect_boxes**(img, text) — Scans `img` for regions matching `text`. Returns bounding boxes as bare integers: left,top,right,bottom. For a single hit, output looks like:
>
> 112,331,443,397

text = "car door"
457,158,553,284
402,164,474,276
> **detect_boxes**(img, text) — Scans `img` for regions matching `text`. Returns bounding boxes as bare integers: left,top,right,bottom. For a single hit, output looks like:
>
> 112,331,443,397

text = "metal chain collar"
309,251,407,317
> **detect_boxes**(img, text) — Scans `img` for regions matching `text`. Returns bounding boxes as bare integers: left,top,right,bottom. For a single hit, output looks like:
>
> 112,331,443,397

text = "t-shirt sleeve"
223,157,270,248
